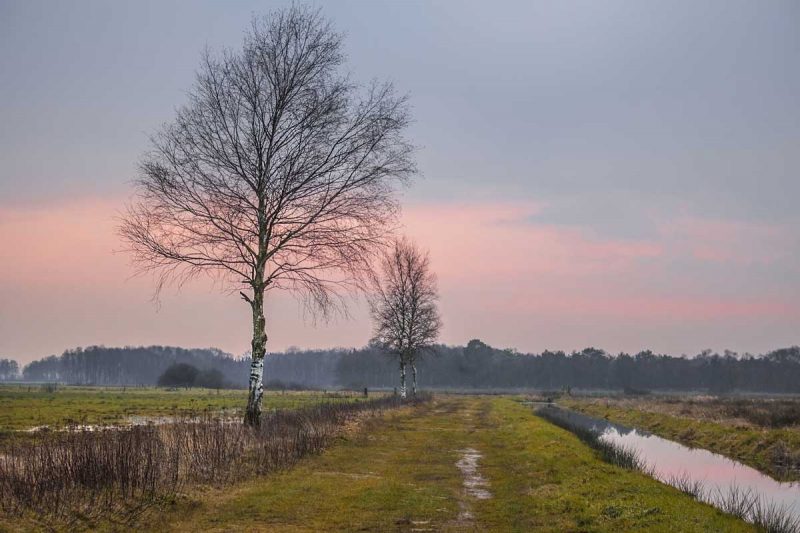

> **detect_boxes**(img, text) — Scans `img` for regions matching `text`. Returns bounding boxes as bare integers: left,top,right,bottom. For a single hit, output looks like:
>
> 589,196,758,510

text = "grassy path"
152,396,751,532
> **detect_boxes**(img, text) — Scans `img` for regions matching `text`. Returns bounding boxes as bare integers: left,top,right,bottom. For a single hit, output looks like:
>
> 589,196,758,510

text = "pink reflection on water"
601,427,800,520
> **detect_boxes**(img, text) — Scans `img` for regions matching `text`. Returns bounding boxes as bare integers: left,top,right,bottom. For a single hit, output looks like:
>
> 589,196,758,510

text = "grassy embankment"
150,396,750,532
560,396,800,481
0,385,367,432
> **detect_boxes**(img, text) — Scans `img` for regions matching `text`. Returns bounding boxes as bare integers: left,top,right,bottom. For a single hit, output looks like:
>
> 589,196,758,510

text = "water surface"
538,404,800,524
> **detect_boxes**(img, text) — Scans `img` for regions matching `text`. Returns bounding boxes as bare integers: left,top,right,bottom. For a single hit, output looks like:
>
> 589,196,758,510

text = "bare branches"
118,5,415,316
369,238,442,364
119,5,416,424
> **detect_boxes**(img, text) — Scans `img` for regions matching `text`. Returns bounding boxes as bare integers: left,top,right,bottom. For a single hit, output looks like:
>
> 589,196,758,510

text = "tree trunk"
244,288,267,426
399,360,407,399
411,362,417,397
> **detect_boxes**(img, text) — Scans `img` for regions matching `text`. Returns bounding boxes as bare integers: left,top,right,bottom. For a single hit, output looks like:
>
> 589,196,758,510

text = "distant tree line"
15,345,340,389
339,341,800,393
9,341,800,393
20,346,248,386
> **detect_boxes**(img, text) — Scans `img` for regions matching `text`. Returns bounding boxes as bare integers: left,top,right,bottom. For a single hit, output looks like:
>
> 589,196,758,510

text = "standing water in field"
453,447,492,523
456,448,491,500
536,405,800,530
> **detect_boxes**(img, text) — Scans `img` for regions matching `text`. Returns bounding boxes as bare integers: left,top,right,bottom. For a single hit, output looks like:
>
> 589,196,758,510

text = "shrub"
157,363,199,388
195,368,225,389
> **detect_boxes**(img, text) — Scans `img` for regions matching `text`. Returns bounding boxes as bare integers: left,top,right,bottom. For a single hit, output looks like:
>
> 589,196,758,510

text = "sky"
1,0,799,363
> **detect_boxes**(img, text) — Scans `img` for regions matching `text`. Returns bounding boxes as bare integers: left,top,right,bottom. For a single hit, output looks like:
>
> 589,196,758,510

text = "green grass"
0,385,364,432
474,398,751,532
561,397,800,481
145,396,751,532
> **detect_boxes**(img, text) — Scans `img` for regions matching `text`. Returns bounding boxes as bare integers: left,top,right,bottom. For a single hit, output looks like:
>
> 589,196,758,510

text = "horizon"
12,340,800,368
2,0,799,364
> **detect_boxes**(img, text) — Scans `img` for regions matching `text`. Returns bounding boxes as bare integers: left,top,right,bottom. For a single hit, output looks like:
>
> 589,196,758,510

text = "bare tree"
370,238,442,398
119,6,415,426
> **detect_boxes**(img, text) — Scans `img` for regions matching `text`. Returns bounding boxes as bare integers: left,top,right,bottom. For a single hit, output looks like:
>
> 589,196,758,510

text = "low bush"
157,363,199,388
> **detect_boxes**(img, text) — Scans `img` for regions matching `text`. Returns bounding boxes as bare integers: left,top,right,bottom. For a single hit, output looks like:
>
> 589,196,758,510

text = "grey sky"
3,1,798,215
1,0,798,360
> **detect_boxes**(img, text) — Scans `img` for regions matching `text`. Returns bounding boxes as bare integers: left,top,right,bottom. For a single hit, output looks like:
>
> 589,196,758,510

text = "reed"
708,485,800,533
659,471,705,499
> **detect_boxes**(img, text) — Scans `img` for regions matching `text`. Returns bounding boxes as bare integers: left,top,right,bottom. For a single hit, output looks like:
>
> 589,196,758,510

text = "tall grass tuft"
750,497,800,533
661,472,705,499
708,485,800,533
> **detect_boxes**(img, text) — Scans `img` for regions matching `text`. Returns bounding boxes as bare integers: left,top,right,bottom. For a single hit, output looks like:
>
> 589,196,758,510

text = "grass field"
0,390,757,531
145,396,749,532
561,395,800,481
0,385,367,432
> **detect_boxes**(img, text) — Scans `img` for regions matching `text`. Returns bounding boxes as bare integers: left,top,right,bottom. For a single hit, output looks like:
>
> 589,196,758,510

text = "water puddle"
456,447,492,500
538,405,800,527
454,447,492,521
24,423,127,433
23,412,242,433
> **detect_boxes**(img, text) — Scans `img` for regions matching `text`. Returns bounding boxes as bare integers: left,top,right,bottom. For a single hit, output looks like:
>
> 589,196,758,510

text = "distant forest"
6,340,800,393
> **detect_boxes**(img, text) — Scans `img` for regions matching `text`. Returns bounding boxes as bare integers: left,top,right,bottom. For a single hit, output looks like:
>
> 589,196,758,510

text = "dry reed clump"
721,399,800,429
0,394,418,525
618,395,800,429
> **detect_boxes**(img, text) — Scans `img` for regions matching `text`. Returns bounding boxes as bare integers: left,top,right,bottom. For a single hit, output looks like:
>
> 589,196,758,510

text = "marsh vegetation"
0,393,409,529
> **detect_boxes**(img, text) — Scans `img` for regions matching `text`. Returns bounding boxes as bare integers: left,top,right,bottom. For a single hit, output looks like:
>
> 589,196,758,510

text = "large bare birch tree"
370,238,442,398
120,6,415,426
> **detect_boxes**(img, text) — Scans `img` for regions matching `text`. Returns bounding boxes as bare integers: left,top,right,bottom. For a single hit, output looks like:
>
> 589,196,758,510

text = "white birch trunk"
244,287,267,426
399,360,407,399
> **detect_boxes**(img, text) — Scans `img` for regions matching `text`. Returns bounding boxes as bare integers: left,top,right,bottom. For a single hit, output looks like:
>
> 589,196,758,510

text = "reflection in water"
539,405,800,527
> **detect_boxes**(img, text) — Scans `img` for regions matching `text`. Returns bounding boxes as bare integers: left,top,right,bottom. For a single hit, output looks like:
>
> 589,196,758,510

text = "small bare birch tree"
370,238,442,398
119,6,415,426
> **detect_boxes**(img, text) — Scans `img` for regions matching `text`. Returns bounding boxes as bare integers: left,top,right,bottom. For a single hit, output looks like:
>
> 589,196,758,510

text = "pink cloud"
401,201,663,284
1,196,797,362
0,197,125,286
0,197,380,361
400,201,797,325
515,294,795,320
660,216,791,265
